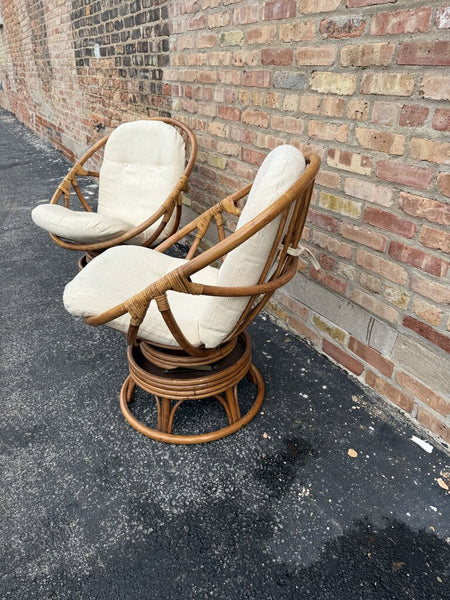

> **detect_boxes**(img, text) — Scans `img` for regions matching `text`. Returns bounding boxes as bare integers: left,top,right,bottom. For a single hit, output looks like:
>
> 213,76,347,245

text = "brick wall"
0,0,448,447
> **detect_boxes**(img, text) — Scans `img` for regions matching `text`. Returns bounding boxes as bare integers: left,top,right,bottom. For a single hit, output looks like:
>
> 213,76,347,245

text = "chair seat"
32,204,134,243
63,246,219,347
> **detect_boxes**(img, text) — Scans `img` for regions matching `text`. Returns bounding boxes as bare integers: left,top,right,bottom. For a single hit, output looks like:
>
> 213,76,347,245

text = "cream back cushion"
198,145,306,348
98,120,186,231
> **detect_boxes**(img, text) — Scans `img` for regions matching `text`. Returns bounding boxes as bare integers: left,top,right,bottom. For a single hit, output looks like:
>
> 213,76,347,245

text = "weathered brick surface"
365,371,414,413
0,0,448,445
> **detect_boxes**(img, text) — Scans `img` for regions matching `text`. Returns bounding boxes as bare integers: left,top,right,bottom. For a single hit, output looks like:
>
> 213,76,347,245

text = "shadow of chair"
31,118,197,268
63,145,320,443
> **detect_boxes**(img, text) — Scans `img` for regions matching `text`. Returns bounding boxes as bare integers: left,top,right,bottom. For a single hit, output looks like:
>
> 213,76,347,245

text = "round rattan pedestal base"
120,332,265,444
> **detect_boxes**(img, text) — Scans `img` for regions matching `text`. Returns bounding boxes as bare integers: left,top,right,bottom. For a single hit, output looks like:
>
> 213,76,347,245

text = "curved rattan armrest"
50,134,110,209
197,260,297,297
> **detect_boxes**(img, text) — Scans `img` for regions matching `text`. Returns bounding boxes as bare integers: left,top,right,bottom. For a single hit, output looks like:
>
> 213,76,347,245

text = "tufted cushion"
99,120,186,242
31,203,133,243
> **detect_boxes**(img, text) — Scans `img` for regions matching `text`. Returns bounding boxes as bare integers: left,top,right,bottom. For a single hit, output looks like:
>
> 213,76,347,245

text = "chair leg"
157,397,172,433
225,386,241,424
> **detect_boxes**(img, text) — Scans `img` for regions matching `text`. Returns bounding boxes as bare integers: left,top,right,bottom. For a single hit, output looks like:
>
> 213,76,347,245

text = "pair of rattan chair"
33,117,320,444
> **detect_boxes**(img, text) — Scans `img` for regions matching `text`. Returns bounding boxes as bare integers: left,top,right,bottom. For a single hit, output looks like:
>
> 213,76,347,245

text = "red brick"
397,372,449,417
264,0,296,20
399,105,429,127
370,7,431,35
328,149,372,174
318,253,336,270
399,193,450,226
270,115,304,135
398,41,450,66
217,106,241,121
361,73,415,96
340,222,387,251
311,268,347,294
321,97,345,117
278,292,309,320
432,108,450,132
403,316,450,353
416,407,449,444
241,147,266,165
232,4,260,25
341,43,394,67
363,207,416,238
344,178,393,207
246,25,277,45
288,315,320,347
242,70,272,88
312,230,353,259
371,101,398,126
410,275,450,304
356,249,407,284
348,337,394,377
365,371,414,413
320,16,366,39
242,109,270,128
218,69,242,85
300,0,341,11
355,127,404,155
389,241,448,277
350,289,399,323
296,46,338,66
421,75,450,100
412,299,442,327
376,161,434,191
308,121,349,143
261,48,293,65
419,225,450,254
279,20,316,41
232,50,259,67
410,138,450,166
307,209,339,233
437,173,450,197
315,170,340,190
197,34,218,48
323,339,364,375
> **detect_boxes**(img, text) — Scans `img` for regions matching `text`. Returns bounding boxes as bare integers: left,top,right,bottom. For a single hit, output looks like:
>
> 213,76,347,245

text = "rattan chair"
63,145,320,443
32,118,197,268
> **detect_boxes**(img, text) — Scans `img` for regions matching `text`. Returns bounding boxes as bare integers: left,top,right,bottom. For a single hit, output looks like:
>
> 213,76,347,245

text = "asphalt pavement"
1,107,449,600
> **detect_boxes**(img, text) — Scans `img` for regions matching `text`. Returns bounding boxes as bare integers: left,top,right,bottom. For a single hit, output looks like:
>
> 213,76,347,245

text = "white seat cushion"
31,204,133,243
63,245,219,347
